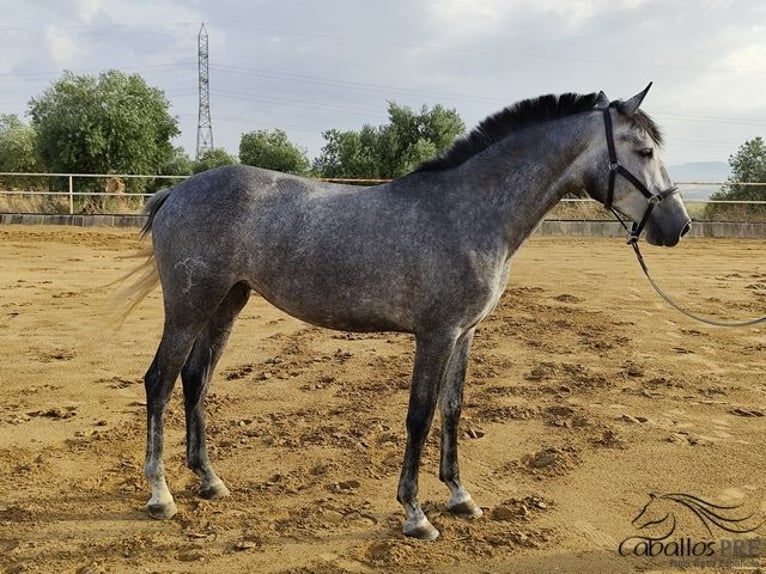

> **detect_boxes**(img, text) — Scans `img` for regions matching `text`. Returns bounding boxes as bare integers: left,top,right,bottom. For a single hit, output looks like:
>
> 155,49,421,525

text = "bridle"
599,105,766,328
601,104,679,244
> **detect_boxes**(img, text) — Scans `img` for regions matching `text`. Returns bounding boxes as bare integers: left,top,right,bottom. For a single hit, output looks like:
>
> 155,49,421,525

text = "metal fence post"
68,176,74,215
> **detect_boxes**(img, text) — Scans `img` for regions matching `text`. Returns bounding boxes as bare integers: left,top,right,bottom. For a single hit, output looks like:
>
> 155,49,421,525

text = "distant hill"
668,161,730,200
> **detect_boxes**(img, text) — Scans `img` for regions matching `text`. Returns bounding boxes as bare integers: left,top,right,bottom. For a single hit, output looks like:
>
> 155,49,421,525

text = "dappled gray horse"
124,85,690,540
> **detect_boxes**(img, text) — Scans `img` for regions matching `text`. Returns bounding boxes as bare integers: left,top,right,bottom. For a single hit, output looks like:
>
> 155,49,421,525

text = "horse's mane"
661,493,760,536
416,91,663,172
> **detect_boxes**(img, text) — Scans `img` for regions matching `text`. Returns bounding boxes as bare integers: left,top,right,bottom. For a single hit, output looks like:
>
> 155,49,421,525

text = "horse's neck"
460,114,597,252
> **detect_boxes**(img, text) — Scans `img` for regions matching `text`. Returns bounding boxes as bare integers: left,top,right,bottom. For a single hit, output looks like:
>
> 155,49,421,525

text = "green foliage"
706,137,766,219
161,146,194,177
192,148,238,174
28,70,179,192
314,102,464,179
239,129,310,175
316,128,376,179
138,146,194,195
713,136,766,200
0,114,44,190
0,114,41,172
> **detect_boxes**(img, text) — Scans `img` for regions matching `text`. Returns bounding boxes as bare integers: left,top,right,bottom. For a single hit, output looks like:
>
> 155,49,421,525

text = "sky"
1,0,765,174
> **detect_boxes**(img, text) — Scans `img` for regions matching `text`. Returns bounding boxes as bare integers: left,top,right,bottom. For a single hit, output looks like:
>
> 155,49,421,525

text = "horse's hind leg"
181,282,251,500
144,321,204,519
439,328,483,518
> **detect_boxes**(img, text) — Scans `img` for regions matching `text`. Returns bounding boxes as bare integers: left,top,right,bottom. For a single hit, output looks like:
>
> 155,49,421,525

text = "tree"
715,136,766,200
0,114,44,189
315,128,377,179
137,146,194,195
0,114,40,172
314,102,464,179
239,129,310,175
161,146,194,178
381,102,463,173
706,136,766,219
28,70,179,183
192,148,238,174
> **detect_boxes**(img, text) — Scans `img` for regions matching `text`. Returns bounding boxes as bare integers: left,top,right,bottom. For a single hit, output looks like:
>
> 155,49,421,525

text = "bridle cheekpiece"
601,104,679,244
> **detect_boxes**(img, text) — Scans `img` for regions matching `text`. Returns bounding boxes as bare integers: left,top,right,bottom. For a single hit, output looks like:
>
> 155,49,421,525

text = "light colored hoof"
447,496,483,518
146,500,177,520
402,516,440,541
199,480,230,500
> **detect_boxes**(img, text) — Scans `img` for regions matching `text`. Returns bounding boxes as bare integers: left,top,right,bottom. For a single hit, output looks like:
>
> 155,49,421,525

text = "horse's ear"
621,82,653,116
594,91,610,108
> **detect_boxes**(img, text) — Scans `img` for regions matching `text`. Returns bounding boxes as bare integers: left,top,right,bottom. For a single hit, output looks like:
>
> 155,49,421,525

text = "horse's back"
150,165,353,245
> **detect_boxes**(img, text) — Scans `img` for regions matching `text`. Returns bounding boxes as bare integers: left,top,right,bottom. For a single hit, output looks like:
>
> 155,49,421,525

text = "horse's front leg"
397,330,458,540
439,328,483,518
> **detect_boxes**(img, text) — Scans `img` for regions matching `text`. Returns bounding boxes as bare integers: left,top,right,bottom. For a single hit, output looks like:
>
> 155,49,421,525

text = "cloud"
720,40,766,75
1,0,765,165
423,0,652,42
425,0,517,39
44,26,78,65
77,0,103,24
90,0,200,28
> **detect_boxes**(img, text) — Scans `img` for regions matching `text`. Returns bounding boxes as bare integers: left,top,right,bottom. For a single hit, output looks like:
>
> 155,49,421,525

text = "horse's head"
584,84,691,247
632,492,675,531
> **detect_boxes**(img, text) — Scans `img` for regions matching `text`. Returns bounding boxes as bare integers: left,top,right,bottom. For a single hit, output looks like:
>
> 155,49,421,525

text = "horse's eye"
638,148,654,159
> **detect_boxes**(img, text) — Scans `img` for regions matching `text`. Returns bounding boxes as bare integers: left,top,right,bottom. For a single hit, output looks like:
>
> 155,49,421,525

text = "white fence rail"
1,172,765,216
0,172,184,215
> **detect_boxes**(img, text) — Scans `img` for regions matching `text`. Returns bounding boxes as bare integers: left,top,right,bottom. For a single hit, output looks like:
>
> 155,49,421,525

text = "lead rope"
610,212,766,328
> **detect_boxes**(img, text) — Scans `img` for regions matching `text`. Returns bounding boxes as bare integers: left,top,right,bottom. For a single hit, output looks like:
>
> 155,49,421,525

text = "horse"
121,84,691,540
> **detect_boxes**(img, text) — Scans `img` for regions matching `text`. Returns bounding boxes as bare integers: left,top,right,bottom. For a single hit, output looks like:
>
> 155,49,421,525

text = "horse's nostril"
680,221,691,238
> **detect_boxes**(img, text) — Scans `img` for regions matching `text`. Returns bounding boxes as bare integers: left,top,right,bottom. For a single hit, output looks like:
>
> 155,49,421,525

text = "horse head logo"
631,492,676,537
631,492,762,538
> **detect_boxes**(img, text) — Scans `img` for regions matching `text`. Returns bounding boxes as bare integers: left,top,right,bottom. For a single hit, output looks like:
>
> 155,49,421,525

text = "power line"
0,62,196,83
211,64,509,106
211,63,766,128
211,89,383,117
205,26,766,79
0,22,197,33
655,112,766,127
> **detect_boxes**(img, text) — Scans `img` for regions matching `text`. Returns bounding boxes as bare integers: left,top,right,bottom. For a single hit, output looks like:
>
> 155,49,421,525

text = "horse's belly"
251,284,416,334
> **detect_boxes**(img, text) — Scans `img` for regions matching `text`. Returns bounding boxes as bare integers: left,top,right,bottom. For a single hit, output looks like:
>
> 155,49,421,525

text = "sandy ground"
0,226,764,574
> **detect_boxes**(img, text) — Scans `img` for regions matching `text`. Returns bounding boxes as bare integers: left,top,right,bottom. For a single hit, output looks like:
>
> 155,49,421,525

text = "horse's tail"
110,187,174,324
140,187,173,238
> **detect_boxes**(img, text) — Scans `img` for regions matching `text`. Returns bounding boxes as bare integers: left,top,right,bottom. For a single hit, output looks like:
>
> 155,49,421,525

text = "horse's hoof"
402,517,440,541
147,500,177,520
199,481,230,500
447,497,483,518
